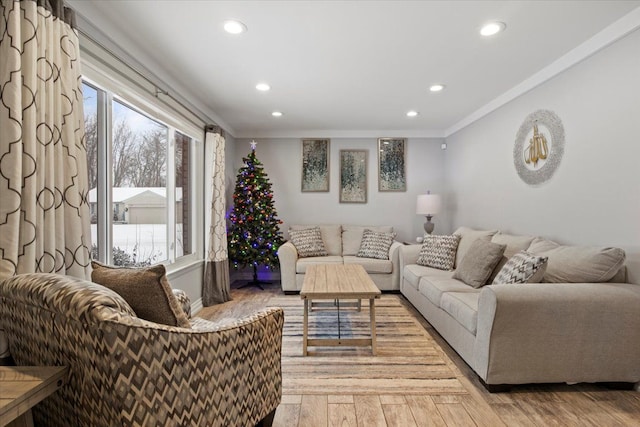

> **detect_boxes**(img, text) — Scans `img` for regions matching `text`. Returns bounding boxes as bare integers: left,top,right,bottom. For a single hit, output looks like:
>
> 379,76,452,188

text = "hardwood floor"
198,281,640,427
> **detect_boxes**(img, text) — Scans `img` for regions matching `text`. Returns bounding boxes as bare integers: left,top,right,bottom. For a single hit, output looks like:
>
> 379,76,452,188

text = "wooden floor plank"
382,404,418,427
405,395,448,427
299,395,328,427
434,403,476,427
272,403,300,427
329,395,354,404
329,403,358,427
380,395,406,405
354,395,386,427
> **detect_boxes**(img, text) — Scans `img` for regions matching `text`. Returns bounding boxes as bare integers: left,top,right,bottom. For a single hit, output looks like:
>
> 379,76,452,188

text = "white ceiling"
68,1,640,138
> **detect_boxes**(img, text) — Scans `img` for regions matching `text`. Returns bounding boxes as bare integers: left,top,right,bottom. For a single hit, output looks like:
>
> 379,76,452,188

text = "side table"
0,366,68,427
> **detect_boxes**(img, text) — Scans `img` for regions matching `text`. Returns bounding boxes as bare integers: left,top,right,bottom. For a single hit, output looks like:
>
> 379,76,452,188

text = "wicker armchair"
0,273,284,427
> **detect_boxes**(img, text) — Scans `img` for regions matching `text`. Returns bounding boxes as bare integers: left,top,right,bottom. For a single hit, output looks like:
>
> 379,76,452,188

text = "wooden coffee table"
300,264,381,355
0,366,68,427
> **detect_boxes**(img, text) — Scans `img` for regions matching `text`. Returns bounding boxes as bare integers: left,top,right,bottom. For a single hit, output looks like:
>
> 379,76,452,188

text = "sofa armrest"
399,244,421,272
277,241,299,292
388,241,403,290
107,307,284,426
473,282,640,385
172,289,191,318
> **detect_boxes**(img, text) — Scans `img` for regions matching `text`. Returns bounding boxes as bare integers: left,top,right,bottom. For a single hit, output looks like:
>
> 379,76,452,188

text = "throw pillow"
417,234,461,271
527,237,625,283
492,251,549,284
452,239,506,288
288,227,327,257
91,261,191,328
356,229,396,260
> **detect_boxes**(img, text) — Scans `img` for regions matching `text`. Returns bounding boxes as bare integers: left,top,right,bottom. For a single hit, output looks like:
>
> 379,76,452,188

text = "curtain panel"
203,127,230,305
0,0,91,281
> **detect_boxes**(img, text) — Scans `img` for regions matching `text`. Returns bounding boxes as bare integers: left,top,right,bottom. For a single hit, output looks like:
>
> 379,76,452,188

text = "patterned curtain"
202,126,230,305
0,0,91,280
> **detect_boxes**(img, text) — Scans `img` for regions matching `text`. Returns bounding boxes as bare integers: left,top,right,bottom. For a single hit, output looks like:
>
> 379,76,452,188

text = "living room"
1,1,639,426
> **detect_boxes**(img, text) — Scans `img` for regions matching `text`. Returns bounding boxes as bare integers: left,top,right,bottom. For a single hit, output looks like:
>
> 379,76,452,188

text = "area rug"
267,294,468,395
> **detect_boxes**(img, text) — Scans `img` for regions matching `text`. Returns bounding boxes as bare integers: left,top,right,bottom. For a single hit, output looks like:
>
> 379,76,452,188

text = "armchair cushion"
356,229,396,260
91,261,191,328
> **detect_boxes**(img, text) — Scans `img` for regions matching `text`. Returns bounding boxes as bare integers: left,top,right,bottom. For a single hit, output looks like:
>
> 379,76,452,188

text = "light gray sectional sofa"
399,226,640,391
278,224,402,292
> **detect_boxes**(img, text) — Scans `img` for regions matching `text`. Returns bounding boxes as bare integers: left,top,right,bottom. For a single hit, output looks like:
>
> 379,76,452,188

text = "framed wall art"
301,138,330,192
378,137,406,191
339,149,367,203
513,110,565,186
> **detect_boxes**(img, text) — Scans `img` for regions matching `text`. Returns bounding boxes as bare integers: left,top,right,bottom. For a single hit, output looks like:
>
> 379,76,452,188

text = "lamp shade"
416,193,441,215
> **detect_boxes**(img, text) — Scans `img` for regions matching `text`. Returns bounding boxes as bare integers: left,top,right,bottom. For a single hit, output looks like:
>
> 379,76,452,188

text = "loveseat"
277,224,402,292
399,226,640,390
0,273,284,426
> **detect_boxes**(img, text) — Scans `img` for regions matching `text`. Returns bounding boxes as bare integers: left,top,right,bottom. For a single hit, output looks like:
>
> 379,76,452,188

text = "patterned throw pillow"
356,229,396,260
492,251,549,284
417,234,461,271
288,227,327,257
91,261,191,328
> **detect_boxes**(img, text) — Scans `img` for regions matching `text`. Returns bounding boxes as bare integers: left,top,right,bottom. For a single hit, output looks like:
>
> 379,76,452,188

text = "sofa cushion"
491,232,536,258
344,256,393,274
439,291,480,335
417,234,461,271
527,238,626,283
357,229,396,260
492,251,548,284
403,264,454,289
289,227,328,257
342,225,393,256
291,224,342,256
452,239,506,288
90,261,191,328
418,276,477,307
452,226,498,268
296,256,343,273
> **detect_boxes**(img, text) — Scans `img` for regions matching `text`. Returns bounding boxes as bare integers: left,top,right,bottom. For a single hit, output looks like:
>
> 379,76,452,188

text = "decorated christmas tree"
228,141,284,287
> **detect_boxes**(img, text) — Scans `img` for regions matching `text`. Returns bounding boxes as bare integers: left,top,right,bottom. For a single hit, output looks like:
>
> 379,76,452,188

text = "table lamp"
416,191,441,235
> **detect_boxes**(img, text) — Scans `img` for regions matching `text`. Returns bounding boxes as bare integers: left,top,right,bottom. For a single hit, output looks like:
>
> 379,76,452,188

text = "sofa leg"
256,409,276,427
479,377,511,393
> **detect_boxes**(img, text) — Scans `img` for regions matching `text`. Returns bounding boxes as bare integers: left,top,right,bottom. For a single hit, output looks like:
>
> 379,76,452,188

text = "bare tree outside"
112,119,138,187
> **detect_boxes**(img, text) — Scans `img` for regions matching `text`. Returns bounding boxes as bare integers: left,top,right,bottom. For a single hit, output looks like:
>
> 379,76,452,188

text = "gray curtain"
0,0,91,357
203,126,230,305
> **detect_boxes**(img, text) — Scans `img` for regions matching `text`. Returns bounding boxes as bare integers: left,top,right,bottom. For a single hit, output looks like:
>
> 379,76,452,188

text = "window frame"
82,62,203,269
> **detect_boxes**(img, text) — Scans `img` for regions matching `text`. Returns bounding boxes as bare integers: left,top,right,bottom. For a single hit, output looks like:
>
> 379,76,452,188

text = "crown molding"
445,6,640,138
234,129,446,139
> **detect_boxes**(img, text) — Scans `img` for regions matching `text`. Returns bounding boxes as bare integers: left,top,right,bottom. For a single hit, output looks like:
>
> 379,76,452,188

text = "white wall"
444,28,640,284
230,137,446,244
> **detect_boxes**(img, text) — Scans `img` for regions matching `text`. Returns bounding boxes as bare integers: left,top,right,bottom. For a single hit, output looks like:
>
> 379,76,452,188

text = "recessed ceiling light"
429,84,445,92
406,111,419,117
223,20,247,34
271,111,283,117
256,83,270,91
480,21,506,37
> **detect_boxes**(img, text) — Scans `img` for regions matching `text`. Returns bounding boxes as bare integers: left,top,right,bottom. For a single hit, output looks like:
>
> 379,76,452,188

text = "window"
83,81,198,267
